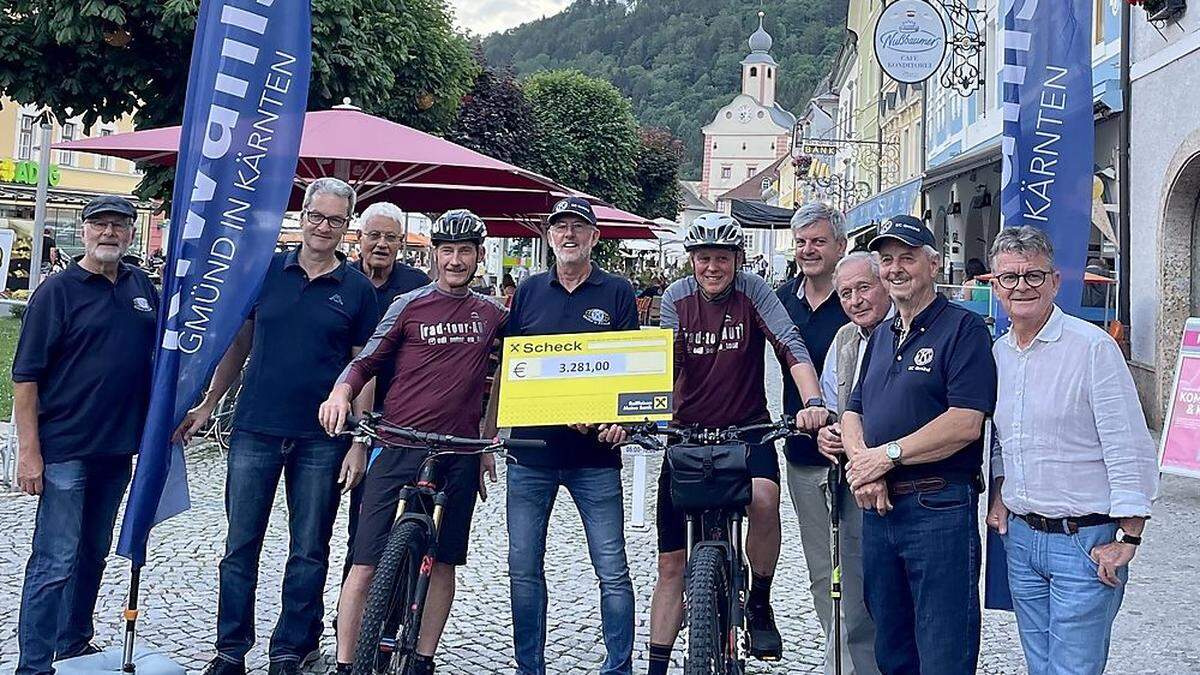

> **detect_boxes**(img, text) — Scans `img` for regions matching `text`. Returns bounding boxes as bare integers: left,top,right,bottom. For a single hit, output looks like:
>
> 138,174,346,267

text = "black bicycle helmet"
431,209,487,243
683,213,744,252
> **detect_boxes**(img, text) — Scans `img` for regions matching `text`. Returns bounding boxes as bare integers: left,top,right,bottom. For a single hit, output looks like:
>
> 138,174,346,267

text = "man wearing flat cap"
835,215,997,675
13,196,158,675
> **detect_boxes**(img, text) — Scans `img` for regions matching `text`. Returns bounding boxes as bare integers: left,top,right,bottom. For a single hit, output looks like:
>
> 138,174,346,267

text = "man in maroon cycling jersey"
317,210,504,675
646,214,829,673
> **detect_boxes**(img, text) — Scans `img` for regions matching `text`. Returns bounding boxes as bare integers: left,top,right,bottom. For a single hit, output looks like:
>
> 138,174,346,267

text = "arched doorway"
1155,150,1200,424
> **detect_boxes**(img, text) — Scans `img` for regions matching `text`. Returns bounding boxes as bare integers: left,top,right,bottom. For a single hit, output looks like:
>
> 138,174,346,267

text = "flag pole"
122,564,142,672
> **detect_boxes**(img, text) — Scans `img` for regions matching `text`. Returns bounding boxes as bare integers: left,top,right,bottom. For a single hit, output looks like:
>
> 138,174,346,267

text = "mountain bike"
625,416,807,675
344,412,546,675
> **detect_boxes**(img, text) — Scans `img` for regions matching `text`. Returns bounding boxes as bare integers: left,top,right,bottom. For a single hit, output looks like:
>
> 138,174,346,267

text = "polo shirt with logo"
776,276,849,465
504,263,639,469
12,262,159,463
233,249,380,439
847,293,996,483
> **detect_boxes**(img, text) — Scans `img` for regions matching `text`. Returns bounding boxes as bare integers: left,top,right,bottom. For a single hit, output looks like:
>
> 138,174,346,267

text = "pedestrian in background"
985,226,1158,675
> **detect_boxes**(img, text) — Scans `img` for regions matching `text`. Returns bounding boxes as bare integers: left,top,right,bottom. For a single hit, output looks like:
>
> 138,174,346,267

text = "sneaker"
57,642,103,660
405,654,435,675
335,664,354,675
267,660,302,675
202,658,247,675
745,602,783,660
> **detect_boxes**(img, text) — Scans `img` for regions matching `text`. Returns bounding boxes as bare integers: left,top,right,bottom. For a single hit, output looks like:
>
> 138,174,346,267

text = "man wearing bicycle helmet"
647,213,829,672
318,209,506,675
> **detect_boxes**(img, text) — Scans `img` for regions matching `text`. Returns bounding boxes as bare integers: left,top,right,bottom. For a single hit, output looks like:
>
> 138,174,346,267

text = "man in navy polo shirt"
13,195,158,675
840,215,997,675
342,200,429,580
503,196,638,675
177,178,380,675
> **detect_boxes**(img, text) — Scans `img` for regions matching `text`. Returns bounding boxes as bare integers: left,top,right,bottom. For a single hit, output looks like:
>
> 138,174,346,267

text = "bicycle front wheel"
353,519,430,675
684,545,731,675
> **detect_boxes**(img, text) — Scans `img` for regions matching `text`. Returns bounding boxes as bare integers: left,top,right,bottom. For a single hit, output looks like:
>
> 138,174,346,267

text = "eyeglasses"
304,210,349,229
548,222,594,234
994,270,1052,289
361,231,400,243
84,219,134,233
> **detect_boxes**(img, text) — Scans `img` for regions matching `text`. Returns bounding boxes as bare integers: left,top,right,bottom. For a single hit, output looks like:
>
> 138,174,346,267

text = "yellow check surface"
497,328,675,427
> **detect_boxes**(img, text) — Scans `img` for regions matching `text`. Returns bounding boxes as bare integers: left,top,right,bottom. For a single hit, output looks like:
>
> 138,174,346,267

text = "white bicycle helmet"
684,213,744,252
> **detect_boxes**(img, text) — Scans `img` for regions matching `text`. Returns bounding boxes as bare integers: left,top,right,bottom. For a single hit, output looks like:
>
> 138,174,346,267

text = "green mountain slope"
483,0,847,178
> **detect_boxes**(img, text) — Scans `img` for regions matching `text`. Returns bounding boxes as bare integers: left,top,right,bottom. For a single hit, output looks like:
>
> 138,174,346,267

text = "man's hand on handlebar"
597,424,628,445
795,405,832,433
318,384,354,436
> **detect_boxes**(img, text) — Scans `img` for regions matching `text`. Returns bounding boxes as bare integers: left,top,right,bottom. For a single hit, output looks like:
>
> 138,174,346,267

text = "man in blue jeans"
13,196,159,675
838,216,997,675
501,197,638,675
177,178,379,675
985,227,1158,674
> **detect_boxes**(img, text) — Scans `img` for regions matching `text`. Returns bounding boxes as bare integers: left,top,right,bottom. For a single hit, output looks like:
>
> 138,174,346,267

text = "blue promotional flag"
117,0,311,566
1000,0,1095,321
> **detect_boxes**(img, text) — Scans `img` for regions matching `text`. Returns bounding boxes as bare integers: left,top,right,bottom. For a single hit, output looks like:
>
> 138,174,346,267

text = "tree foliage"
0,0,478,200
450,48,537,167
484,0,847,177
523,69,640,210
634,127,683,220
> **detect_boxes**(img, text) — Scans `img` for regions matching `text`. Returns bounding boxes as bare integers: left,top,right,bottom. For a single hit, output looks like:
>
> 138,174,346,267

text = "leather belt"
1018,512,1114,534
888,477,947,496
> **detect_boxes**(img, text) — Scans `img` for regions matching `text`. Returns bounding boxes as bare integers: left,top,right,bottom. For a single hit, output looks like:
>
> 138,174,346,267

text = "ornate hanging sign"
874,0,949,84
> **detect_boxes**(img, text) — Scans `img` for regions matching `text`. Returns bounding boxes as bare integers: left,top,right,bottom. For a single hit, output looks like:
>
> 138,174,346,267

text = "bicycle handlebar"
620,414,813,453
344,413,548,452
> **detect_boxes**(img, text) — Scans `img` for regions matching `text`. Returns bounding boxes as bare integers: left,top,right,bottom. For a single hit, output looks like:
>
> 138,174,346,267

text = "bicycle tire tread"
352,519,429,675
685,546,728,675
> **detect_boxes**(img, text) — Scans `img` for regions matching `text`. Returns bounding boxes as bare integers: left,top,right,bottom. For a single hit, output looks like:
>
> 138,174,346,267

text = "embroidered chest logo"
132,297,152,312
583,308,611,326
328,293,344,306
686,320,746,355
909,347,935,373
419,320,486,345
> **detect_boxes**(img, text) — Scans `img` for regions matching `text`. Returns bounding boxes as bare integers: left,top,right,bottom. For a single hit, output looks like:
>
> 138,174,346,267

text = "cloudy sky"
448,0,574,36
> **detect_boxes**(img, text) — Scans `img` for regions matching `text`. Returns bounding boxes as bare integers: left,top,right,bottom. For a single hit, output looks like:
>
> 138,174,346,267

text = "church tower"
741,12,778,108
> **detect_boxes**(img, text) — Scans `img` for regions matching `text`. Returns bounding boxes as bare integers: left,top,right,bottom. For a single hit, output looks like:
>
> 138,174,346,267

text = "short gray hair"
791,202,847,243
302,177,356,215
990,226,1055,267
357,201,404,230
833,251,880,287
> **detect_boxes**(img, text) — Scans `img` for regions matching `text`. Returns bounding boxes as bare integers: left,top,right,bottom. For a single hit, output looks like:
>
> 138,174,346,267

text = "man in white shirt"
985,226,1158,675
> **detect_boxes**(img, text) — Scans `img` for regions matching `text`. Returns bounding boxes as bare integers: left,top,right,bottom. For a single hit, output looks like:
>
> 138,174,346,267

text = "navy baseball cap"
548,196,598,227
81,195,137,221
868,214,935,251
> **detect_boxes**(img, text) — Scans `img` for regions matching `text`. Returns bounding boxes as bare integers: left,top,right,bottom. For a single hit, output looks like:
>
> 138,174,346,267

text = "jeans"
1004,515,1126,675
17,456,132,675
506,464,634,675
785,463,879,675
214,430,347,664
862,482,980,675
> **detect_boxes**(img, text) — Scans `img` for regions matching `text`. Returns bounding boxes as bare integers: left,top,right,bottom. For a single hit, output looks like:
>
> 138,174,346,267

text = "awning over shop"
729,199,794,229
922,143,1001,192
845,177,922,230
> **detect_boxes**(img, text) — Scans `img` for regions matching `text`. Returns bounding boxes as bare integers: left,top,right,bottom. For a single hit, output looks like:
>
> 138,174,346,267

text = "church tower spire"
741,11,779,107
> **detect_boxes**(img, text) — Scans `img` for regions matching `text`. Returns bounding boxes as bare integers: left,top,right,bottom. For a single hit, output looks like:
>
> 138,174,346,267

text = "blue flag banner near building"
1000,0,1094,320
117,0,311,566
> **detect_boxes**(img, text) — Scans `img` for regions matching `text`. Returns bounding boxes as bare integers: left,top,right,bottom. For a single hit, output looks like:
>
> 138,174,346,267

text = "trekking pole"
829,454,845,675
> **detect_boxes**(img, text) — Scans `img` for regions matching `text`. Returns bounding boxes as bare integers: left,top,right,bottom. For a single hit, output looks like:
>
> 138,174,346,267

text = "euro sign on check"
497,328,674,427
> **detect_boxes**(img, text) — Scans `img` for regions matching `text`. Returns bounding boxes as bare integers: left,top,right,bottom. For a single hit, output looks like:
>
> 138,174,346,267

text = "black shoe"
58,642,103,660
267,660,302,675
745,602,783,660
335,664,354,675
202,658,247,675
404,654,435,675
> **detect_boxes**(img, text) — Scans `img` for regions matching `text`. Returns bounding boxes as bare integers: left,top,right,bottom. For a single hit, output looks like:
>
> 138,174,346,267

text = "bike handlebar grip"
502,438,549,451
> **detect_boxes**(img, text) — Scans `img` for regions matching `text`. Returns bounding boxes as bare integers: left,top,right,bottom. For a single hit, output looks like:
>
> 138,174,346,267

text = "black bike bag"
667,442,752,511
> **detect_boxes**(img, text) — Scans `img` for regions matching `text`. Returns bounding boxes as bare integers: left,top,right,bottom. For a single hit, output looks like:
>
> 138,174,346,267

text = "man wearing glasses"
503,196,638,675
341,201,429,580
177,178,381,675
14,196,158,675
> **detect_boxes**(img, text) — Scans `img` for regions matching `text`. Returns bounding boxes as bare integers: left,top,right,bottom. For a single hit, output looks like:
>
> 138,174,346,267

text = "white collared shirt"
821,304,895,414
992,305,1158,518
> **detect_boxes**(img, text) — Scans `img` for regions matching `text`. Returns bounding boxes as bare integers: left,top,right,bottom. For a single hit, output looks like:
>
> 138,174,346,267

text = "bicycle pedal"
747,646,782,661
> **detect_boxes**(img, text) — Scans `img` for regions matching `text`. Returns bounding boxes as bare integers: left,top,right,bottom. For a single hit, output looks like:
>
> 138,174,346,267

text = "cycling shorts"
352,447,480,567
655,434,780,554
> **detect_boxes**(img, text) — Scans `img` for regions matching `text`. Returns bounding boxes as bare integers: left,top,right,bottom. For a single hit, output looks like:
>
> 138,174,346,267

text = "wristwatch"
803,397,826,409
352,434,371,446
1115,528,1142,546
885,441,903,465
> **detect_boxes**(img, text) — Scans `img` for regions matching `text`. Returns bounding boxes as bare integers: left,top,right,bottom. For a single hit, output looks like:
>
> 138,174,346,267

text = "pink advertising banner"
1159,318,1200,478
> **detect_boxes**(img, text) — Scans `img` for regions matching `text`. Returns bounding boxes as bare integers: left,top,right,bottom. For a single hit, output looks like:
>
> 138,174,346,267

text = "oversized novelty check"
497,328,674,427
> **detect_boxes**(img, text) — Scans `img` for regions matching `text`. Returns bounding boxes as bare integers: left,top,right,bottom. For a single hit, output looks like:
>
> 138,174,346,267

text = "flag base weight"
53,644,185,675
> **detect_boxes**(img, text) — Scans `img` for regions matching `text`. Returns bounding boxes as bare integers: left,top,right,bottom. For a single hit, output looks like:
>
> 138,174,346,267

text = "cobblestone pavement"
2,359,1198,673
